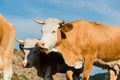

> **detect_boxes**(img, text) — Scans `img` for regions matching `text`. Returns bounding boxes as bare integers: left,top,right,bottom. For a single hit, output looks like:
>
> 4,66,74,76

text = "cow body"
0,15,15,80
16,38,82,80
35,18,120,80
28,47,82,80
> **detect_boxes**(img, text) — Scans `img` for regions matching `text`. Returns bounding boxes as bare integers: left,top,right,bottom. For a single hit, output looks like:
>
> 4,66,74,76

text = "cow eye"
51,31,56,34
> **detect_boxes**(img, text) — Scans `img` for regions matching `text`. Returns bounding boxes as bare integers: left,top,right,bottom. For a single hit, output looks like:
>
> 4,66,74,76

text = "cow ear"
60,23,73,32
19,44,24,50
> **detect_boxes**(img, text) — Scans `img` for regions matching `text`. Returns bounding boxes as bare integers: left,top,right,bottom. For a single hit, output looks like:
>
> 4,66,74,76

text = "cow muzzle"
22,61,30,68
38,41,45,48
37,42,49,52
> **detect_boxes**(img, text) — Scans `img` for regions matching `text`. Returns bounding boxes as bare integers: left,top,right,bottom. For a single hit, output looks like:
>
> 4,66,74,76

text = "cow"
34,18,120,80
0,15,15,80
16,38,82,80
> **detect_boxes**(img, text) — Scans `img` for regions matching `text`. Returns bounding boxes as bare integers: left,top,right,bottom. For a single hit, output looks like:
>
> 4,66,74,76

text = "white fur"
22,38,39,64
40,18,61,50
74,61,83,69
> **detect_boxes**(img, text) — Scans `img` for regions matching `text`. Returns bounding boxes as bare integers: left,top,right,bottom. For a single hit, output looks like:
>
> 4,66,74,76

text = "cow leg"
3,62,13,80
37,68,44,77
66,70,73,80
3,30,15,80
0,55,3,74
73,70,81,80
109,69,117,80
3,48,13,80
113,65,120,75
73,73,80,80
108,65,119,80
43,66,53,80
82,55,94,80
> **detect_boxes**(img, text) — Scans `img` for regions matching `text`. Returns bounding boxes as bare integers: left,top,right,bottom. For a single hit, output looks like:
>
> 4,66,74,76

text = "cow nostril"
38,42,45,48
41,43,45,46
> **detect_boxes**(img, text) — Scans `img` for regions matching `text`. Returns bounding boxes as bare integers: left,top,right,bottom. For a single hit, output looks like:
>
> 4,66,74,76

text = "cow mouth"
23,63,29,68
39,47,49,52
37,45,53,54
22,62,33,68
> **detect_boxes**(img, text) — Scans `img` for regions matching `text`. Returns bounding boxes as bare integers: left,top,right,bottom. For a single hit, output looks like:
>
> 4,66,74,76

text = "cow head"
16,38,39,67
34,18,73,51
26,44,42,68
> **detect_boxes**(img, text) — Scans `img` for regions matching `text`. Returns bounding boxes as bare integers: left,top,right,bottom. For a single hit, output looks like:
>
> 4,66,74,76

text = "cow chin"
39,47,49,54
39,47,58,54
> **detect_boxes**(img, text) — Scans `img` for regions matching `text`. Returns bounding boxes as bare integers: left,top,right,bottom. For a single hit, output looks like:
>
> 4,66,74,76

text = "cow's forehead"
42,18,60,31
42,24,59,32
45,18,60,23
24,39,38,48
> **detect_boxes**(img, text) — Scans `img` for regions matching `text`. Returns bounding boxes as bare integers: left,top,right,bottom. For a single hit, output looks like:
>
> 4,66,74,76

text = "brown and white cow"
34,18,120,80
16,38,82,80
0,15,15,80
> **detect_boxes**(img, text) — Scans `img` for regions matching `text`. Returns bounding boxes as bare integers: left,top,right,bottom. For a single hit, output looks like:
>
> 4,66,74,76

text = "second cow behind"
16,38,82,80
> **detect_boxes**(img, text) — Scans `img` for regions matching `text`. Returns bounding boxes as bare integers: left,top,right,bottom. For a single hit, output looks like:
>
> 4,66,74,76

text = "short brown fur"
0,15,15,80
54,20,120,80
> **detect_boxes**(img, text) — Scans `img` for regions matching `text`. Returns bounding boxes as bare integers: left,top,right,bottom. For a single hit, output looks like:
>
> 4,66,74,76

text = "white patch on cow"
4,63,13,80
95,58,120,68
106,59,120,67
40,18,61,50
49,48,58,52
22,38,39,64
74,61,83,69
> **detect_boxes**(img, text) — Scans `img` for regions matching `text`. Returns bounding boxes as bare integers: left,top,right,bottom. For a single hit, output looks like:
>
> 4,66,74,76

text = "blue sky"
1,0,120,75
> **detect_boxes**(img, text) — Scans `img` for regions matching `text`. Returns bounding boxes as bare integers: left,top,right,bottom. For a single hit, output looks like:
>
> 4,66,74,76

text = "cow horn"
15,38,24,44
59,20,65,24
33,19,45,24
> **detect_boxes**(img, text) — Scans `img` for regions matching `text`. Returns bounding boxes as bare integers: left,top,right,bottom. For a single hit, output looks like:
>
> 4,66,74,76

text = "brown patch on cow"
60,23,73,32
